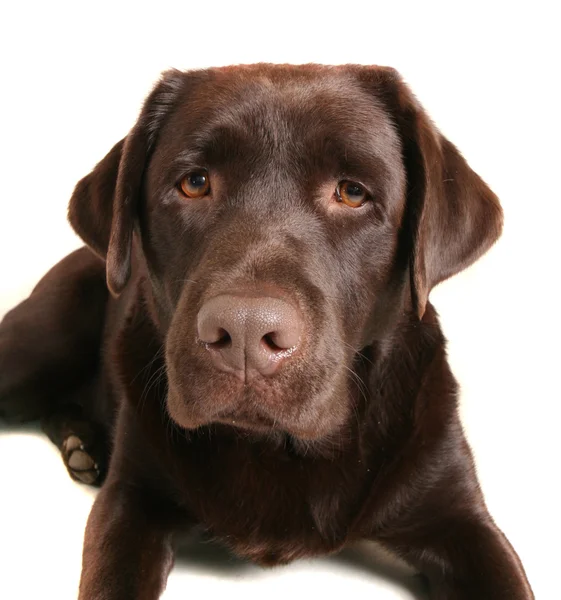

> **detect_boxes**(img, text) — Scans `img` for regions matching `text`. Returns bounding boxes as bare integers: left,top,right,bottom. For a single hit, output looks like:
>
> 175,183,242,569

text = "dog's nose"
197,294,302,379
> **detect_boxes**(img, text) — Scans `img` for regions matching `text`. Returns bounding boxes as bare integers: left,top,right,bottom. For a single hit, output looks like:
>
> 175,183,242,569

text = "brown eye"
336,180,368,208
179,170,211,199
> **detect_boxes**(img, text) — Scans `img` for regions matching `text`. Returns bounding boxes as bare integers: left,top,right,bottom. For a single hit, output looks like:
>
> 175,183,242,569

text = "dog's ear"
357,67,503,319
68,69,186,296
67,139,124,270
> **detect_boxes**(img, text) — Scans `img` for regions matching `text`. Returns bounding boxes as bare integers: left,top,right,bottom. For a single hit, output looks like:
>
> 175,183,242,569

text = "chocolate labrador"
0,64,533,599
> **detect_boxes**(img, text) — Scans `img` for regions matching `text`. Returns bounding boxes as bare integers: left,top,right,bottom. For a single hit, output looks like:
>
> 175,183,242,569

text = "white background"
0,1,559,599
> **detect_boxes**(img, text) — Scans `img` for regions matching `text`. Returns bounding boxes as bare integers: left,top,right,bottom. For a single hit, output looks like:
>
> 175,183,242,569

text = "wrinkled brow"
174,124,264,167
171,119,395,185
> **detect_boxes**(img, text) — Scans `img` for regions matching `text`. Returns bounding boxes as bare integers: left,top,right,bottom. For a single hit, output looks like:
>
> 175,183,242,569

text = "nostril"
206,328,232,349
261,330,299,353
261,333,283,353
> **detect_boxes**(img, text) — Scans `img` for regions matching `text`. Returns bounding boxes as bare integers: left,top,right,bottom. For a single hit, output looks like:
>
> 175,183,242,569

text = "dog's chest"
175,435,365,566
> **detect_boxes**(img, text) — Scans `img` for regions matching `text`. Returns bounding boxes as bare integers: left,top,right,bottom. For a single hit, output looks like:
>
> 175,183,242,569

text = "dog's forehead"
162,66,401,165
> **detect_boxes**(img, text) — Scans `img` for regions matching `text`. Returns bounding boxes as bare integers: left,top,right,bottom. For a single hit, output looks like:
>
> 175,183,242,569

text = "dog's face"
69,64,503,442
143,70,406,439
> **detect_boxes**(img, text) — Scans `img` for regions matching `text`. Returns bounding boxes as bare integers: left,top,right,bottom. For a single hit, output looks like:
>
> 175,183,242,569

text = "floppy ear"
358,67,503,319
68,69,186,296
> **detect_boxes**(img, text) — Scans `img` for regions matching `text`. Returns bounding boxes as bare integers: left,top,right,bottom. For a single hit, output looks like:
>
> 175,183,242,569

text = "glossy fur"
0,64,533,599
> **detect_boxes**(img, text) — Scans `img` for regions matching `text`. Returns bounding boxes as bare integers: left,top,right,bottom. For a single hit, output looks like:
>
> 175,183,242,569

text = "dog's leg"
0,247,108,422
79,481,177,600
78,406,186,600
366,501,534,599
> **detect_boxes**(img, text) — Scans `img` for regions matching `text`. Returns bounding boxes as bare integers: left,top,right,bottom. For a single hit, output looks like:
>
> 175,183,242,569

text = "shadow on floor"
0,419,42,435
174,532,429,598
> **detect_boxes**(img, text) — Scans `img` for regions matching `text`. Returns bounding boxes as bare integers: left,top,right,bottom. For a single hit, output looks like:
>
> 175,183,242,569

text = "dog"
0,64,534,599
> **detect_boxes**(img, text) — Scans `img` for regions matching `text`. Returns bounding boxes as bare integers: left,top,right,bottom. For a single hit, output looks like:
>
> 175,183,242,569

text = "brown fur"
0,64,533,599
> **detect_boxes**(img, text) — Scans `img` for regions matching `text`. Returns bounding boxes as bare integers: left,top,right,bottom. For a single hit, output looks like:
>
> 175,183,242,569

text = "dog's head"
69,64,502,441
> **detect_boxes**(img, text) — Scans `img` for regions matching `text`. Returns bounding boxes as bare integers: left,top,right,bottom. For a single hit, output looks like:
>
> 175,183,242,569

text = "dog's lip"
195,351,299,383
213,409,326,441
213,395,282,430
214,409,277,432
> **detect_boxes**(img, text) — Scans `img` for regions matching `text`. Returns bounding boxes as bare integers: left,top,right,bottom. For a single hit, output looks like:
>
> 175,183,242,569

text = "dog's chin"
165,379,348,443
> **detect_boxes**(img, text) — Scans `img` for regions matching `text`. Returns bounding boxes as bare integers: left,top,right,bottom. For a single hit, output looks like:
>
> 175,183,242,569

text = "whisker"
175,278,200,285
131,344,166,385
342,364,369,411
138,362,168,419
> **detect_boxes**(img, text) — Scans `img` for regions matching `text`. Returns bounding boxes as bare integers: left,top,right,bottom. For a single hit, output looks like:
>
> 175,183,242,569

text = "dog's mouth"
165,364,349,443
212,407,277,433
202,382,293,435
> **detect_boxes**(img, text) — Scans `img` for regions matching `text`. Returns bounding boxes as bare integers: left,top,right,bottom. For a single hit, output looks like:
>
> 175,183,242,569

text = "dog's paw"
62,434,101,485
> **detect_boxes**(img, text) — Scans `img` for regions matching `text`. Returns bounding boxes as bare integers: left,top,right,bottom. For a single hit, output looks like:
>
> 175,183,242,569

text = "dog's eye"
179,170,211,199
336,181,369,208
